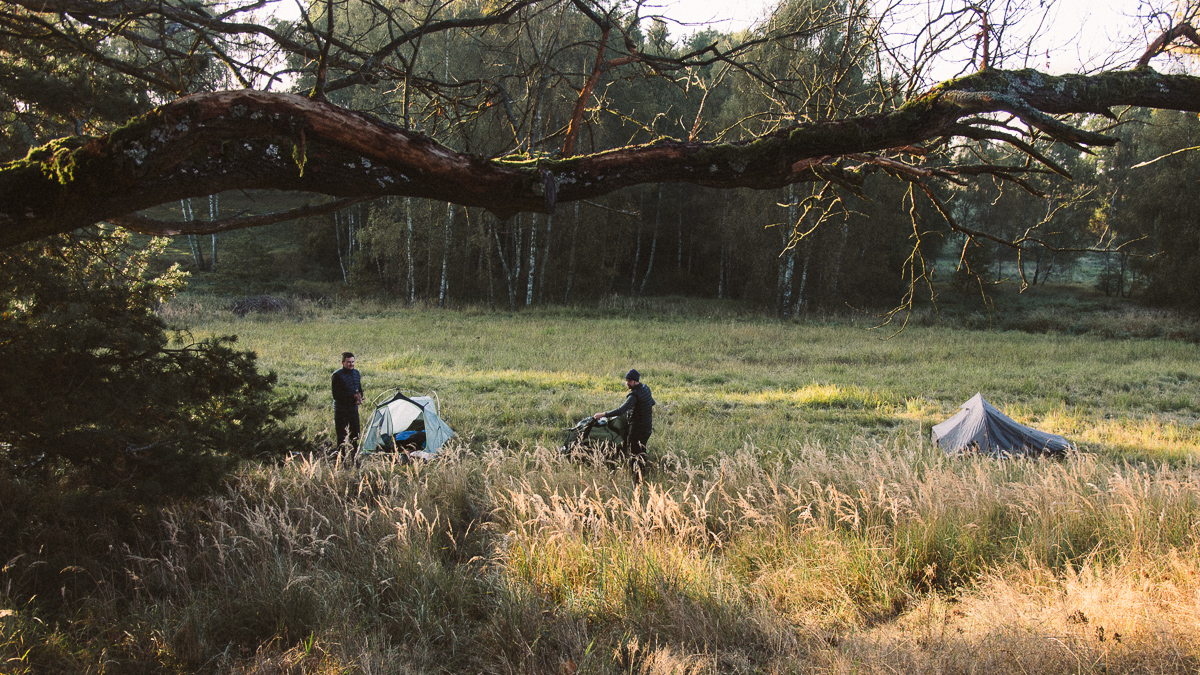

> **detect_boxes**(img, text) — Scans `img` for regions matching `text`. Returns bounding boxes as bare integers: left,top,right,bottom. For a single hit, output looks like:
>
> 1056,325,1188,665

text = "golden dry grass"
5,300,1200,673
3,438,1184,673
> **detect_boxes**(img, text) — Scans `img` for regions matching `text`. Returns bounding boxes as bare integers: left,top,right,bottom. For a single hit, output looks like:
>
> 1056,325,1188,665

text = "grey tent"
932,393,1073,457
361,392,455,459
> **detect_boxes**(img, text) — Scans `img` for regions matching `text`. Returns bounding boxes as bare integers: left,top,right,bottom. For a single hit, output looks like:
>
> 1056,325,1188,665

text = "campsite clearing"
10,297,1200,674
175,297,1200,462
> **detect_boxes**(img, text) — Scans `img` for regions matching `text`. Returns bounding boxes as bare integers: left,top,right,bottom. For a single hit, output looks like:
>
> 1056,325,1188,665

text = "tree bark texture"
5,68,1200,246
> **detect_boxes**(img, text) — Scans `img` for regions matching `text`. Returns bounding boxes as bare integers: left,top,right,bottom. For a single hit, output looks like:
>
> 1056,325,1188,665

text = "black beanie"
624,369,640,381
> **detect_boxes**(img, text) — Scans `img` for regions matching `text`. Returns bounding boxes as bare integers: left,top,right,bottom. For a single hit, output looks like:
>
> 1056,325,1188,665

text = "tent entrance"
361,391,455,456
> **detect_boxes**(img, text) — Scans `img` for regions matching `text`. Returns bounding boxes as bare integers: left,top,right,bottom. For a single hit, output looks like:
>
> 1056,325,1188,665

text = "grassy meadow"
6,295,1200,674
164,294,1200,462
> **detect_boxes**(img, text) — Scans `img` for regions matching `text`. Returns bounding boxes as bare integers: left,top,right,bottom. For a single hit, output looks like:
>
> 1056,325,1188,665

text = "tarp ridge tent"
932,393,1073,457
361,391,455,458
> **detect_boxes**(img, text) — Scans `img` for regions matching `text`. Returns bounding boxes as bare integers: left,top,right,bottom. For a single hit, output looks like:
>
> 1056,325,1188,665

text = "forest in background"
156,49,1200,314
8,0,1200,312
8,0,1200,671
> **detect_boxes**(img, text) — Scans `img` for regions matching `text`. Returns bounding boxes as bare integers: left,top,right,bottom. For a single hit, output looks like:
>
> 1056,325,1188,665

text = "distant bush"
1007,307,1200,342
231,294,292,316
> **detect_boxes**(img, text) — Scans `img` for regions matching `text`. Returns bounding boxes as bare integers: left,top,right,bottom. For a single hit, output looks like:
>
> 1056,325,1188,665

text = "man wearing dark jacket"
594,368,655,483
331,352,364,449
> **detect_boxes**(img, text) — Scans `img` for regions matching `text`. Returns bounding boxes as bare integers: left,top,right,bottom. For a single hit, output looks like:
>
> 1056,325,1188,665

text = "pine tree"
0,228,303,505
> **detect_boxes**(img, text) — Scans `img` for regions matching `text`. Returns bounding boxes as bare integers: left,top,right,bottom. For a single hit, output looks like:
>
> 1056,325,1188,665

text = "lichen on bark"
5,65,1200,246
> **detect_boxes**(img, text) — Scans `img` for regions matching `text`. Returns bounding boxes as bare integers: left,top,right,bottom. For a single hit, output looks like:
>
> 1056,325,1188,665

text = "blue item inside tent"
395,430,427,449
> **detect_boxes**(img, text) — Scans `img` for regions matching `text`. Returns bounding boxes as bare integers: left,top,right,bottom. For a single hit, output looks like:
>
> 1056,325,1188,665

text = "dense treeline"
142,0,1200,312
278,176,924,311
157,0,942,311
5,0,1200,310
276,110,1200,312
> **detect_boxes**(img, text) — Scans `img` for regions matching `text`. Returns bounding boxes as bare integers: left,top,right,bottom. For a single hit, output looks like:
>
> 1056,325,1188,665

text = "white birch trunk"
525,215,538,306
492,219,518,310
795,242,810,315
334,211,348,285
181,198,204,271
513,213,523,286
779,185,798,317
486,226,496,307
405,197,415,304
638,184,662,296
538,213,552,303
208,193,218,272
347,206,354,271
425,201,434,295
439,203,453,306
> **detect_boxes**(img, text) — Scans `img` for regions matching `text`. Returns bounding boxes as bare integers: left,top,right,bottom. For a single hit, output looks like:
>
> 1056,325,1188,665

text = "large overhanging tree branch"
4,61,1200,247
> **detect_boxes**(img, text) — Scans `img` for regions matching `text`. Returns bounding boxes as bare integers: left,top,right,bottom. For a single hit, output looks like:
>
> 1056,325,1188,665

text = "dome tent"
932,393,1073,457
361,391,455,458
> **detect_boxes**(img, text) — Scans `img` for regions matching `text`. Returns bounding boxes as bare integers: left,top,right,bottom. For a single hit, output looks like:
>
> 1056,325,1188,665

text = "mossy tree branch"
3,67,1200,247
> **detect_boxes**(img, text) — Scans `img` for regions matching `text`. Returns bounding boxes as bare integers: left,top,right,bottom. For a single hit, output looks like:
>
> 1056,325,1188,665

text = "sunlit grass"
720,383,890,409
8,298,1200,672
170,297,1200,463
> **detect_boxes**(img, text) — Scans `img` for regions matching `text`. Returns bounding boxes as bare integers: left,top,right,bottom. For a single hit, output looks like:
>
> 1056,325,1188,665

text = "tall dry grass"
7,299,1200,672
9,433,1197,673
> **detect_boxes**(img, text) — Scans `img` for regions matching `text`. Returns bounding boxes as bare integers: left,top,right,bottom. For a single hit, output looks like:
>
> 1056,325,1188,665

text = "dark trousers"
628,427,651,484
335,406,360,448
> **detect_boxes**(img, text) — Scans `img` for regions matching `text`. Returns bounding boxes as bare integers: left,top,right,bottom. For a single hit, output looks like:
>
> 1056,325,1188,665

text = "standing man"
594,369,655,484
331,351,364,450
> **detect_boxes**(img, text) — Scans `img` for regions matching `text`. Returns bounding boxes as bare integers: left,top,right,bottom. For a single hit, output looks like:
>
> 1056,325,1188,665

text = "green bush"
0,228,303,505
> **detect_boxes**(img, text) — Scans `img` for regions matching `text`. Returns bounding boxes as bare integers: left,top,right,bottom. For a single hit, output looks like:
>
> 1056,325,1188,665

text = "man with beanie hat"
594,369,655,483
